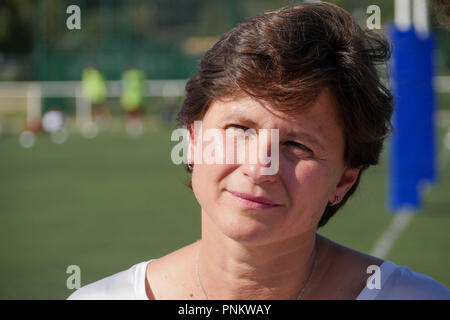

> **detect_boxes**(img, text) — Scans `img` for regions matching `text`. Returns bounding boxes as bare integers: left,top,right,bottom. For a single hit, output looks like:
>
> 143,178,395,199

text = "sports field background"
0,103,449,299
1,0,449,300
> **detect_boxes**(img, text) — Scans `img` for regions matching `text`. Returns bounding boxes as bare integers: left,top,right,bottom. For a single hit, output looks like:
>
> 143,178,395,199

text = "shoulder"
317,237,450,300
311,236,384,299
145,241,200,299
67,260,151,300
373,261,450,300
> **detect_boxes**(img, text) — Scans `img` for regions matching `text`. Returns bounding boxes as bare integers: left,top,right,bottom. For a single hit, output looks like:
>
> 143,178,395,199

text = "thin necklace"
195,240,318,300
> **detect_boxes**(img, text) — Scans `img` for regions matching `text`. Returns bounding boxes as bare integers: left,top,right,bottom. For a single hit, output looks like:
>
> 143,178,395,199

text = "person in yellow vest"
121,68,146,136
82,66,111,127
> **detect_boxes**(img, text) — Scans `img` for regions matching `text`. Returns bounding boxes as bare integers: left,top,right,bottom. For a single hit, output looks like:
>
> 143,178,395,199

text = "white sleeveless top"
67,259,450,300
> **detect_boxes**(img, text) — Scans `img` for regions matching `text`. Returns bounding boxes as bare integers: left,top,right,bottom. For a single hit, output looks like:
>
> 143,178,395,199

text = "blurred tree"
0,0,448,80
0,0,34,53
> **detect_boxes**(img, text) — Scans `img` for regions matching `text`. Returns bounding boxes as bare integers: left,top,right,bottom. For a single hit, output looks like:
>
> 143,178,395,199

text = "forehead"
206,90,341,132
203,90,345,155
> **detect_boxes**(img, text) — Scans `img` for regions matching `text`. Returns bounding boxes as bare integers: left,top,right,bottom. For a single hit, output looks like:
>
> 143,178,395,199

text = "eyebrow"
219,114,326,152
219,114,259,129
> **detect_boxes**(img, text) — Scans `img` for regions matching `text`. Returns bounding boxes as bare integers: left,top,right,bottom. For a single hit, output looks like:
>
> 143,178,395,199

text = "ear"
329,166,361,204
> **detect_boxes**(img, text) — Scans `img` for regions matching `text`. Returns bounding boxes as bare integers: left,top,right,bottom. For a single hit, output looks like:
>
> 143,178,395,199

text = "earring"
332,195,339,206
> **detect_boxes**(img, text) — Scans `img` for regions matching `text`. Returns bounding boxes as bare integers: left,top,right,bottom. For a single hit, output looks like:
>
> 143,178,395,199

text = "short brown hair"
431,0,450,27
176,2,394,228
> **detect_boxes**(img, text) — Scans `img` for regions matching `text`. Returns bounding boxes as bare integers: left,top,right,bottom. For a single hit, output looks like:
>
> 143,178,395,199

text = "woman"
68,2,450,300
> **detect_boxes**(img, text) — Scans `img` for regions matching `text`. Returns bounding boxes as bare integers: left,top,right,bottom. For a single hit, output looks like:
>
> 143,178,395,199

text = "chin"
211,208,281,245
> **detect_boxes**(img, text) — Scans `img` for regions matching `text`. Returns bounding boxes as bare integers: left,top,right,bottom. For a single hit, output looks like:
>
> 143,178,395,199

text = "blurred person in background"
82,65,111,128
24,118,42,134
68,2,450,300
121,67,146,137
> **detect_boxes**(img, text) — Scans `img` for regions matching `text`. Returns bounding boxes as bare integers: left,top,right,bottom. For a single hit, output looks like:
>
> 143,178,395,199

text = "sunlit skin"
145,89,383,300
191,91,352,245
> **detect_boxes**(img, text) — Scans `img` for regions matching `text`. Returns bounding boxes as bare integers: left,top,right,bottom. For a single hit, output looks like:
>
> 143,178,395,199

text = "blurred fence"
0,76,449,122
0,79,187,126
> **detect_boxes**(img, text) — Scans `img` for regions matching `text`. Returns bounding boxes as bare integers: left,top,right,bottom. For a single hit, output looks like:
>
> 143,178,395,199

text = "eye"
225,124,255,136
228,124,249,131
284,141,313,153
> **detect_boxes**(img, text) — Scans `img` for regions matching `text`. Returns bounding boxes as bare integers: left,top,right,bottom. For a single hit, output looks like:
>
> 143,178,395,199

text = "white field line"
370,211,414,259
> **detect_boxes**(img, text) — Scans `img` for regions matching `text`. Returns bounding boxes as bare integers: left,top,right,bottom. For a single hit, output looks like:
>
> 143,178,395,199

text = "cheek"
191,161,236,207
191,164,214,213
283,160,331,192
283,160,335,220
197,130,241,186
295,162,331,189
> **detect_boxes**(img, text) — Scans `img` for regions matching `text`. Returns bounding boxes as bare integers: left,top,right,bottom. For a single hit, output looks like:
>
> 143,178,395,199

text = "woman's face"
189,90,360,245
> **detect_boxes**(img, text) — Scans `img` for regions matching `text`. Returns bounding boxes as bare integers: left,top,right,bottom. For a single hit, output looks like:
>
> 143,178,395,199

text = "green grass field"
0,120,449,299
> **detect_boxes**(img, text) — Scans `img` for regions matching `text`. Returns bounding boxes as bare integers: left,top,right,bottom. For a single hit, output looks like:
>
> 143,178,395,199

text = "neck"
196,211,321,299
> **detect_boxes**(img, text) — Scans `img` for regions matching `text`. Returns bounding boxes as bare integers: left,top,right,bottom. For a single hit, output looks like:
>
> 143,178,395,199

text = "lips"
227,190,280,209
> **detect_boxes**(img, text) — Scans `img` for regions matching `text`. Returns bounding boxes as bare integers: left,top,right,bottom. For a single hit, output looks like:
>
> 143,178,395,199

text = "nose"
241,162,278,185
240,130,278,185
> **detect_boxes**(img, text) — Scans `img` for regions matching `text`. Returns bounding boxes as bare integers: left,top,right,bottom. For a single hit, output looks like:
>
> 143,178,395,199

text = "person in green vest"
121,68,146,136
82,65,111,127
